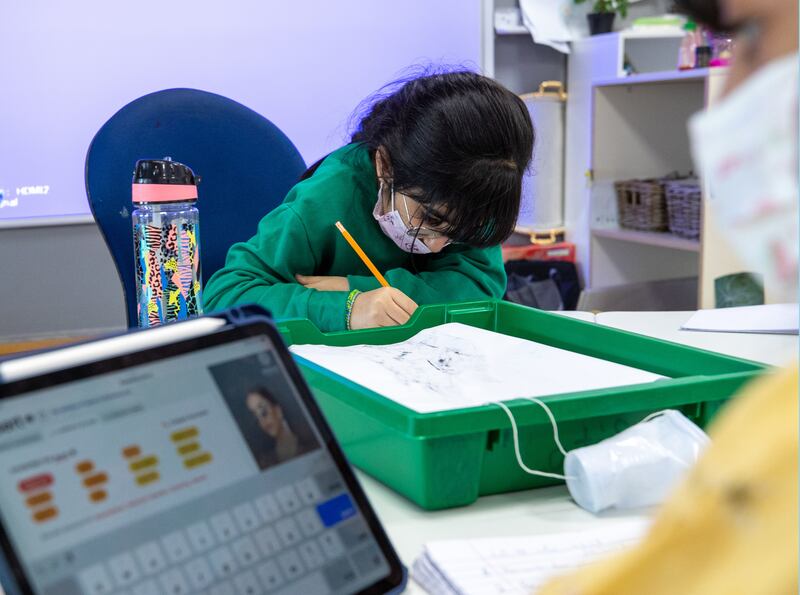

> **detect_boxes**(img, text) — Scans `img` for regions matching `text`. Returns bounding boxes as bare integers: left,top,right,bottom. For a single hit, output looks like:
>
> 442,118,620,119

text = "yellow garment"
539,365,799,595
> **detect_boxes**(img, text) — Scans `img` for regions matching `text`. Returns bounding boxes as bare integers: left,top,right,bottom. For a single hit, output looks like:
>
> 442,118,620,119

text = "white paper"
519,0,574,53
291,323,666,413
681,304,799,335
494,7,526,34
412,520,650,595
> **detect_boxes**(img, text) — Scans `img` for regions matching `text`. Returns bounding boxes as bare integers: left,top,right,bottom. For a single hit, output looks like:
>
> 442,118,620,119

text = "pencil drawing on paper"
346,330,495,399
291,323,666,414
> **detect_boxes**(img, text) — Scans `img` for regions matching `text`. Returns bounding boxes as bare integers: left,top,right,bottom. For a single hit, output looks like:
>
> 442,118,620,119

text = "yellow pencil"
335,221,390,288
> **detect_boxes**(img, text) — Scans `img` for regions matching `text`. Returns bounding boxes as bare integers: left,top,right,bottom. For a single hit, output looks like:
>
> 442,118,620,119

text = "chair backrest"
86,88,306,327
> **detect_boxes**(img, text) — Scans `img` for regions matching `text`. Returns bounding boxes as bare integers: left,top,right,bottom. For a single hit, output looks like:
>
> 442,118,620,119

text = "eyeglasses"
386,183,454,245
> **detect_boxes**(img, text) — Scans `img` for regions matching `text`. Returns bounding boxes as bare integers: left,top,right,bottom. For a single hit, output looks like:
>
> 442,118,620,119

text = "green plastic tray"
278,300,766,510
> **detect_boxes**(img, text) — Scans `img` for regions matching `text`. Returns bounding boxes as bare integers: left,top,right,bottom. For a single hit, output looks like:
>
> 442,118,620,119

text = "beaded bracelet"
345,289,362,330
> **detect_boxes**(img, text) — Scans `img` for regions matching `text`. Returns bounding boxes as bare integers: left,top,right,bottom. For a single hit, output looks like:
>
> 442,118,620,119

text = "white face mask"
373,181,432,255
689,53,799,303
492,399,709,514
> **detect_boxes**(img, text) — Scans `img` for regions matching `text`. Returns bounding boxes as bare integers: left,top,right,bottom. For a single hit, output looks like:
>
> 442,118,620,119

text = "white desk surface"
359,472,650,593
360,309,795,592
596,311,797,367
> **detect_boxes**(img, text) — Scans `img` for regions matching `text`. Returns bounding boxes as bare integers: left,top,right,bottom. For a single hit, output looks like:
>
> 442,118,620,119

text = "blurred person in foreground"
540,0,799,593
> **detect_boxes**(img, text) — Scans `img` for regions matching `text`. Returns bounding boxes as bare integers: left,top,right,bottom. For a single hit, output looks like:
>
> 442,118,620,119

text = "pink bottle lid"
132,157,198,204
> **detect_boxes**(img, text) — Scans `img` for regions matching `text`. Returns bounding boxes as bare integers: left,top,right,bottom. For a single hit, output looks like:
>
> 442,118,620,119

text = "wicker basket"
664,179,702,240
614,178,671,232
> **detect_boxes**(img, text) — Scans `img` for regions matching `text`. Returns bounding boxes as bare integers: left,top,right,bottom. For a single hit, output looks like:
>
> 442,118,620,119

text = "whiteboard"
0,0,481,222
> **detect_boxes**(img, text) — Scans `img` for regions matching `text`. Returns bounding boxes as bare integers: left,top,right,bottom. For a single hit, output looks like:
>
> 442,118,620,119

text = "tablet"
0,314,405,595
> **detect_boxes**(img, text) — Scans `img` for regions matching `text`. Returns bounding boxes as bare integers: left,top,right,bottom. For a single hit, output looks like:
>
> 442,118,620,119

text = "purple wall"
0,0,481,221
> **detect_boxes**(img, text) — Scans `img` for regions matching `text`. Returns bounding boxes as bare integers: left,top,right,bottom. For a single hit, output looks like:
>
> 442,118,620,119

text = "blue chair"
86,88,306,327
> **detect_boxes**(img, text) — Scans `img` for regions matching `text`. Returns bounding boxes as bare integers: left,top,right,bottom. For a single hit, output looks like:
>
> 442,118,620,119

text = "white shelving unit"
484,9,734,308
564,30,728,306
589,68,707,289
595,67,711,87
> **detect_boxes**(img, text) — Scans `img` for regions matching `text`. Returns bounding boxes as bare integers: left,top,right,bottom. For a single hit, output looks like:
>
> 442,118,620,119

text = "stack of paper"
681,304,799,335
412,521,650,595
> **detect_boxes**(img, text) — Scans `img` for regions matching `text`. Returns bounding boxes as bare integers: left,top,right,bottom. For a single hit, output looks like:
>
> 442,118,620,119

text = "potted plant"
575,0,629,35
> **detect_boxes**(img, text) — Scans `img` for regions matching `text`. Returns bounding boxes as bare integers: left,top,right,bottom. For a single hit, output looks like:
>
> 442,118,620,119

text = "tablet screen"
0,331,394,594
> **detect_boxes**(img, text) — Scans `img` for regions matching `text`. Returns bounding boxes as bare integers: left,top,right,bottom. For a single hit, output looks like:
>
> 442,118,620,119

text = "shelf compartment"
592,227,700,252
595,67,714,87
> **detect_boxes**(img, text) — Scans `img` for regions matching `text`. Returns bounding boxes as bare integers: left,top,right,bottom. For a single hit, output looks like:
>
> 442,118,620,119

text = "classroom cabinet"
564,31,730,307
483,8,749,309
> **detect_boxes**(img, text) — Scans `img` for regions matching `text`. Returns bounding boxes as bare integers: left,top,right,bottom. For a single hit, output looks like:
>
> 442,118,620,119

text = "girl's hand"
350,287,418,329
295,274,349,291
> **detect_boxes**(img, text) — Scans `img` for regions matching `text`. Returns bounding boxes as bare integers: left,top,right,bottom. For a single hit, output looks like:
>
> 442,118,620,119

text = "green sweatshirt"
204,143,506,331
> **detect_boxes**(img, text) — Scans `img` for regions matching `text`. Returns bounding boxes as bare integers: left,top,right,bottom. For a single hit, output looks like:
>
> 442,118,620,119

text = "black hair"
671,0,733,31
248,386,279,408
346,69,534,248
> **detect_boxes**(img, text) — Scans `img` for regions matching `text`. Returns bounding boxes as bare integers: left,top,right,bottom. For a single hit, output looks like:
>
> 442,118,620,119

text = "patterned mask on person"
373,181,432,255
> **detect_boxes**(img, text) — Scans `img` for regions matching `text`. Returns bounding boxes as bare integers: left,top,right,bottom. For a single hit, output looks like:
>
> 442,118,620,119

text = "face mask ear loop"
400,190,412,223
491,400,573,480
378,180,387,214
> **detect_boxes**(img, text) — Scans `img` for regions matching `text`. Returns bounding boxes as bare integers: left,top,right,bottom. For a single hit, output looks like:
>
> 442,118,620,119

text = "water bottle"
131,157,203,327
677,20,699,70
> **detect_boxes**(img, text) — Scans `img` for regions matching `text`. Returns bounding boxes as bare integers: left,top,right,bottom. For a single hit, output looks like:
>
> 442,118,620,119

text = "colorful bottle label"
134,221,202,327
